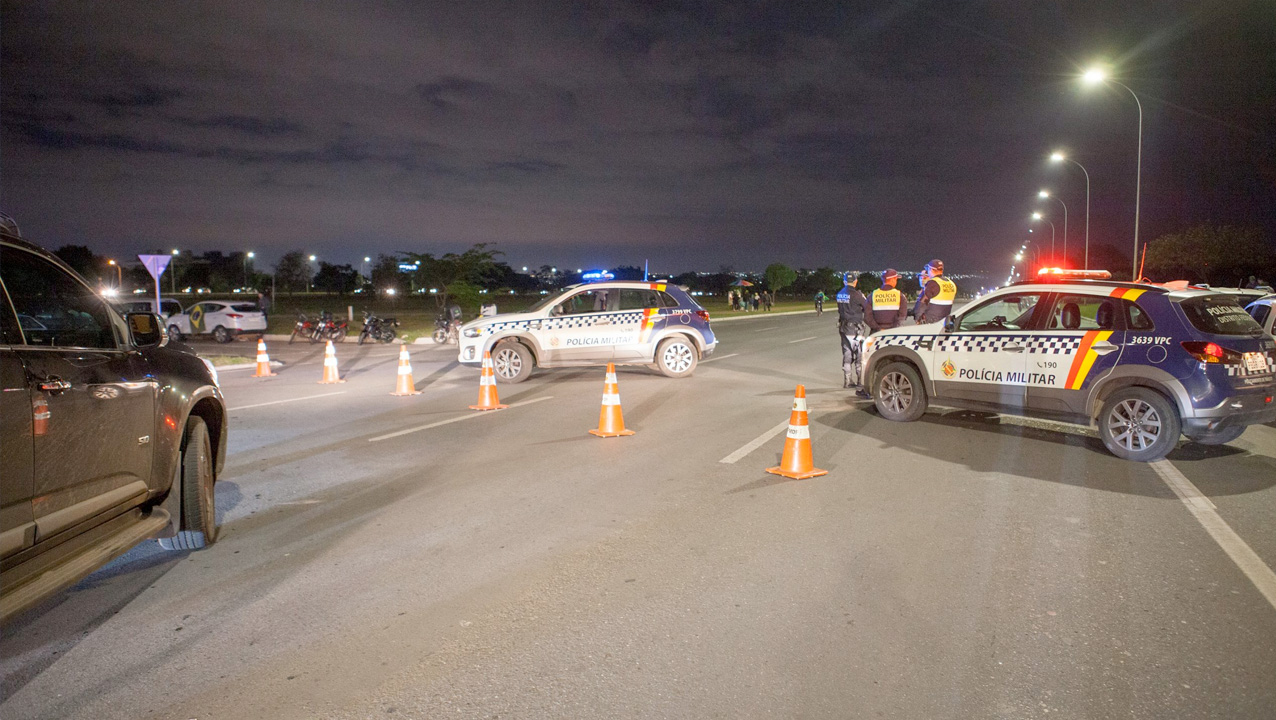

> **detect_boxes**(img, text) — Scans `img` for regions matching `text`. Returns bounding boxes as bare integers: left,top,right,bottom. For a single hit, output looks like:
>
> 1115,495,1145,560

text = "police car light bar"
1036,267,1112,280
581,270,615,282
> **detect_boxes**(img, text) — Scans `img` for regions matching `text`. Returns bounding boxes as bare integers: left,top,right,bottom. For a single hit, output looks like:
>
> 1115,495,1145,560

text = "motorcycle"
432,305,462,345
310,310,348,343
289,313,317,344
357,311,399,345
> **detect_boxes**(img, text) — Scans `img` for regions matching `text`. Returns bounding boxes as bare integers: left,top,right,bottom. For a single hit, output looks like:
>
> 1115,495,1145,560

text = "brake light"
1181,341,1240,364
226,313,243,319
695,310,710,322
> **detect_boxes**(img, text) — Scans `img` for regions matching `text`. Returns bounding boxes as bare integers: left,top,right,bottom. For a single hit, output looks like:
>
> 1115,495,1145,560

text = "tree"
274,251,311,294
857,272,882,294
369,254,402,291
401,243,503,310
54,245,101,281
1142,224,1273,285
312,262,360,294
763,263,797,295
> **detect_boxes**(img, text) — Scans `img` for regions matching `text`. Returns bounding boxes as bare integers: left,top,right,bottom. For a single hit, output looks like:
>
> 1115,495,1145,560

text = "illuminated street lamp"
1037,190,1068,266
107,258,122,288
307,254,317,293
1082,66,1143,279
170,249,180,294
244,251,255,287
1049,152,1092,268
1032,212,1056,264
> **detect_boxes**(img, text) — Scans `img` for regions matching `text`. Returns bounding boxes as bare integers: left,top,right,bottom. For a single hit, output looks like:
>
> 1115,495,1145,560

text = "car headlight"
200,357,220,387
463,327,484,338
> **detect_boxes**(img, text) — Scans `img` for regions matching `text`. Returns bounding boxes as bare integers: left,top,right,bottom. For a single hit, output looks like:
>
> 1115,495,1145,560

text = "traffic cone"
391,346,420,396
589,363,635,438
318,341,345,384
468,351,507,410
253,337,275,377
33,396,49,436
765,385,827,479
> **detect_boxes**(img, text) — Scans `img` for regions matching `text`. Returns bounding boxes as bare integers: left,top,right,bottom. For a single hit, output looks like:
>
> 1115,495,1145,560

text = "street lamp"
170,249,180,294
1032,212,1056,263
107,259,122,288
1082,66,1143,279
1037,190,1068,266
362,256,371,281
1049,152,1092,269
244,251,254,288
307,254,317,293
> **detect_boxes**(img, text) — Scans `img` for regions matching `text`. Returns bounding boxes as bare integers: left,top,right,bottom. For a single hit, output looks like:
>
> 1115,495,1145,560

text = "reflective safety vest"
871,288,902,311
930,277,957,306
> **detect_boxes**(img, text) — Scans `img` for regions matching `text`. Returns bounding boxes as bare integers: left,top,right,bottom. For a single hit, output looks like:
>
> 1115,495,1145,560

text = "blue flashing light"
581,270,614,282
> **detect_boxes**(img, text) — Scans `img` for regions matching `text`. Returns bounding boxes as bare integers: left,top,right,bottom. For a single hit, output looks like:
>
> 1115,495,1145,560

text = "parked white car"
168,301,267,343
115,297,184,319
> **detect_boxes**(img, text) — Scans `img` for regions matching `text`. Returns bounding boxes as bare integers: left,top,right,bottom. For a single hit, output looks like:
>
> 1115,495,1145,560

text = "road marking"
720,419,792,464
753,326,780,333
1151,459,1276,611
700,353,739,364
368,396,554,443
787,336,818,344
228,392,347,411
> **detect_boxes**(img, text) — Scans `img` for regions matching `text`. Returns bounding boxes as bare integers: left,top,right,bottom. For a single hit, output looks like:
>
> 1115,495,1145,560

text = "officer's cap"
882,268,899,280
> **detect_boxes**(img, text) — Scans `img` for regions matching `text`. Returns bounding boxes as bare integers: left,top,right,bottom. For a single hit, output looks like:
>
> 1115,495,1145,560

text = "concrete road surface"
3,311,1275,719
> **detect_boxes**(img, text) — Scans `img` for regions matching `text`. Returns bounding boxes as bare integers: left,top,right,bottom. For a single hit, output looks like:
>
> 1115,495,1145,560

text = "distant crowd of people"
726,289,773,312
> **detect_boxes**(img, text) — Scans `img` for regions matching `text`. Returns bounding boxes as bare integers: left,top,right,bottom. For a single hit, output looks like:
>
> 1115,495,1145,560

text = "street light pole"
1082,68,1143,279
170,249,180,294
107,259,122,288
308,255,317,294
244,251,255,288
1050,153,1091,269
1032,213,1056,264
1038,191,1068,266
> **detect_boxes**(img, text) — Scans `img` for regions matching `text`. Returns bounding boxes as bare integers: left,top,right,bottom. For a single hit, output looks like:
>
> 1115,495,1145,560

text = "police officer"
914,259,958,324
911,264,931,321
836,273,869,393
865,268,907,332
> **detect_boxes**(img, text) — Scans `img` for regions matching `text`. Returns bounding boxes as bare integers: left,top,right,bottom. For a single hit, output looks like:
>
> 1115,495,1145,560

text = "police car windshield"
525,288,573,313
1180,296,1266,336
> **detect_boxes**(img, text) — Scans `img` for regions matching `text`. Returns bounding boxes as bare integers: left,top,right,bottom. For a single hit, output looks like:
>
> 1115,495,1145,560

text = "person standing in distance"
914,259,958,324
836,273,870,395
865,268,907,332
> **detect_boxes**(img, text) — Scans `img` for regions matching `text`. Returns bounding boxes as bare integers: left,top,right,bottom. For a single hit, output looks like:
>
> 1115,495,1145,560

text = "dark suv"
1,217,227,622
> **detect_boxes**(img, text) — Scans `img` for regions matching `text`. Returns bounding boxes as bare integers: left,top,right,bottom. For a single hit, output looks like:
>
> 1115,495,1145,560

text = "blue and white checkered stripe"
484,311,649,333
872,333,1083,354
1225,348,1276,377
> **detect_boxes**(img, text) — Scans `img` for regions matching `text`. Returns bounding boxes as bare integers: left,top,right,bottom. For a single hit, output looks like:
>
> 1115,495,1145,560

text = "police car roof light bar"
1036,267,1112,280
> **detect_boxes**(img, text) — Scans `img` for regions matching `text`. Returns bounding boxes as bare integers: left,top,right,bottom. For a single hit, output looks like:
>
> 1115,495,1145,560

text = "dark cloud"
1,0,1272,275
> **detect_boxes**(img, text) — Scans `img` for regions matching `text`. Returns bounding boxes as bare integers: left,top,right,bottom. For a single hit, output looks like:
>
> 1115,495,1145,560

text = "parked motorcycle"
310,310,348,343
432,305,462,345
357,311,399,345
289,313,317,344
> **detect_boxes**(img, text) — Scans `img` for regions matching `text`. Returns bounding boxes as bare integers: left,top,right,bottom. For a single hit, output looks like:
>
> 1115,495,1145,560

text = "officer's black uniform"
836,278,868,389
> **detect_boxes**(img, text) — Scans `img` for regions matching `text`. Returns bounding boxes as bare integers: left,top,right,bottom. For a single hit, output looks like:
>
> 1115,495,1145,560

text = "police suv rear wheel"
874,361,928,422
656,336,697,378
492,341,532,383
1098,387,1180,462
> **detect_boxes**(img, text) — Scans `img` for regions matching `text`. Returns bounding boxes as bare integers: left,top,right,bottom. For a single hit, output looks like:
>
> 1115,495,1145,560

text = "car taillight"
695,310,710,321
1180,341,1240,363
226,313,243,319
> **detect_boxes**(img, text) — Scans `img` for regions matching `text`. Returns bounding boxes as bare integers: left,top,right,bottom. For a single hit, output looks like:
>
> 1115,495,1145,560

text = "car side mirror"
942,315,957,333
127,312,165,347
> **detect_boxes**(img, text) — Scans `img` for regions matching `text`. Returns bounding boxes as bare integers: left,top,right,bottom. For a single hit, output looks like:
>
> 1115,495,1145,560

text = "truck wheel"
1098,387,1181,461
158,417,218,551
492,341,532,383
874,361,928,422
212,326,231,343
656,336,697,378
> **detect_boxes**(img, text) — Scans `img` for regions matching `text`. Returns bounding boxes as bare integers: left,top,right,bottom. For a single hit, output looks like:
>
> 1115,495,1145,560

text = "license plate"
1244,352,1268,373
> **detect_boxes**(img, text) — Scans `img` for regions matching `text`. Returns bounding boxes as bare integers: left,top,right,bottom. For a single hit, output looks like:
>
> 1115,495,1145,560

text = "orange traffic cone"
33,396,49,436
589,363,635,438
253,337,276,377
766,384,827,479
469,351,508,410
390,346,420,396
318,340,345,384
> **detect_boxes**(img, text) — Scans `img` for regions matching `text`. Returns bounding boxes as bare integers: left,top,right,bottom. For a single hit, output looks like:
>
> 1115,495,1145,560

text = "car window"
230,303,259,312
659,291,681,308
1247,302,1270,329
1126,301,1155,330
618,289,662,310
1179,296,1264,336
956,293,1042,332
1046,294,1116,331
0,245,121,349
0,284,22,344
555,289,609,315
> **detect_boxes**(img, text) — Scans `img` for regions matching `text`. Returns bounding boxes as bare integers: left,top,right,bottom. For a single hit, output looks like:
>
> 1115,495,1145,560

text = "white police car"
457,281,717,382
862,269,1276,461
1245,294,1275,337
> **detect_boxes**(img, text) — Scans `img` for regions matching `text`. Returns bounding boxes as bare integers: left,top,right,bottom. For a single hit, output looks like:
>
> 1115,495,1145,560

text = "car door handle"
1092,341,1119,355
1003,344,1024,353
38,378,72,393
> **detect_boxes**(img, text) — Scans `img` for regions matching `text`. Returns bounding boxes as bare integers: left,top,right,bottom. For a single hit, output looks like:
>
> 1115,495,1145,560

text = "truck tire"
157,417,218,551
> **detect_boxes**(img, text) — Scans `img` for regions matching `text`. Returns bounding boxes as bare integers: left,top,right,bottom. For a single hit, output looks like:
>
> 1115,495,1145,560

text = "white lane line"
787,336,819,344
720,419,791,464
753,326,780,333
700,353,739,364
1151,459,1276,611
368,396,554,443
228,392,347,411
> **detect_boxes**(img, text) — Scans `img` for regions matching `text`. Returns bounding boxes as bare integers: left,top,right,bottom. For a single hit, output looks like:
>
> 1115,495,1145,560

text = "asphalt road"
3,311,1275,719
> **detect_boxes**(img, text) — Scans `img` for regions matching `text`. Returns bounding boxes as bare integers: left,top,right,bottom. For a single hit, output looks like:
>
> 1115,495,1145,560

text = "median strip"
368,396,554,442
1151,459,1276,611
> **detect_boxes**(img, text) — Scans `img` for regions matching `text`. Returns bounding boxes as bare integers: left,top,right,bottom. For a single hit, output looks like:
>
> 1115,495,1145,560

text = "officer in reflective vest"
836,273,868,391
865,268,907,332
915,259,957,324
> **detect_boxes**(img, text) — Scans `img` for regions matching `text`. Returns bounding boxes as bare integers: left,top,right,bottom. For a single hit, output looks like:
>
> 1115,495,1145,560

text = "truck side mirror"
126,312,165,347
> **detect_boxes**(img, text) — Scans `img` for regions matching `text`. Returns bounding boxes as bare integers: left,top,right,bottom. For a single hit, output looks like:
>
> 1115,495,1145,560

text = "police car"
1245,294,1275,337
457,281,716,382
861,269,1276,461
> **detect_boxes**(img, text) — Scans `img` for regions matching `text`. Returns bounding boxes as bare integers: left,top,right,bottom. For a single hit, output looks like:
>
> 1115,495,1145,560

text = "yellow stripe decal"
1068,330,1113,390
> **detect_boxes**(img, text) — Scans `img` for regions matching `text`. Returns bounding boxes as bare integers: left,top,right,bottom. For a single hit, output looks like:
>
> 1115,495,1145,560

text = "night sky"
3,1,1273,275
